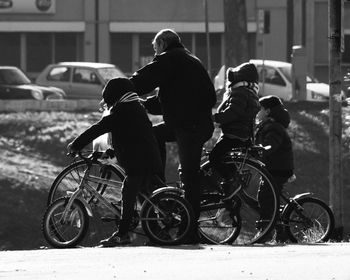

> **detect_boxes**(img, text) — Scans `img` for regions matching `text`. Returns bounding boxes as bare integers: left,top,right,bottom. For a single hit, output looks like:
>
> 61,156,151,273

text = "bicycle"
272,175,335,243
188,144,280,245
42,151,194,248
47,146,279,246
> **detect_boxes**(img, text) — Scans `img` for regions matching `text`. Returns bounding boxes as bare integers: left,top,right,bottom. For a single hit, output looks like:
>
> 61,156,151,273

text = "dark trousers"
209,136,248,180
257,170,293,221
118,172,152,235
152,121,214,221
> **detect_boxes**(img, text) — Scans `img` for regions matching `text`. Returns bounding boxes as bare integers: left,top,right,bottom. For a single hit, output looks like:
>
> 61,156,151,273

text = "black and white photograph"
0,0,349,279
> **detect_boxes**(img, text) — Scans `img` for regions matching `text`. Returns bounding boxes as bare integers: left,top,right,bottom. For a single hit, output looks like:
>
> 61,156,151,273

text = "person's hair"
152,29,182,48
102,77,135,106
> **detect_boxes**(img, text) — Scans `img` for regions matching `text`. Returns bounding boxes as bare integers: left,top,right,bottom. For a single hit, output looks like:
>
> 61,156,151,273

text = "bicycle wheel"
47,161,125,247
198,193,241,244
47,160,125,205
200,159,279,245
42,197,89,248
283,197,335,243
141,192,194,245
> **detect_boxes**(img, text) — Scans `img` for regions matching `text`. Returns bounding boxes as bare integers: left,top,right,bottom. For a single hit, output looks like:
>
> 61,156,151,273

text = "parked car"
36,62,126,99
214,60,345,101
0,66,65,100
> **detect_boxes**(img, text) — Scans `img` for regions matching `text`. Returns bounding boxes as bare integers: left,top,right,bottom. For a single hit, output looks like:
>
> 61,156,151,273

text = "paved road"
1,243,349,280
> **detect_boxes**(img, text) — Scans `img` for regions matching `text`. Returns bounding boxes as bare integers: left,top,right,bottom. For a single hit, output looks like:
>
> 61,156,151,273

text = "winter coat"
214,86,260,140
130,44,216,129
255,105,294,172
71,101,163,175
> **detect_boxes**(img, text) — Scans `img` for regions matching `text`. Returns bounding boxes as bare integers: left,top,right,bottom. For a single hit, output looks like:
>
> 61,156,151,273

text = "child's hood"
269,106,290,128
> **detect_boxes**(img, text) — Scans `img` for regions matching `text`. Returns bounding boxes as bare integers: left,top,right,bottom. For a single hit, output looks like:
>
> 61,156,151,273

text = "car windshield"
0,68,31,85
97,67,126,82
278,65,317,83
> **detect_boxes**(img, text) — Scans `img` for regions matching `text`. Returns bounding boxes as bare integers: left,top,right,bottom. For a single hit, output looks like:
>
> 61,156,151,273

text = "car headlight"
31,89,44,100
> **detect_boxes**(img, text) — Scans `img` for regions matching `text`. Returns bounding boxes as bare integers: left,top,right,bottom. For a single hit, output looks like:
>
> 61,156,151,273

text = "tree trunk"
224,0,249,68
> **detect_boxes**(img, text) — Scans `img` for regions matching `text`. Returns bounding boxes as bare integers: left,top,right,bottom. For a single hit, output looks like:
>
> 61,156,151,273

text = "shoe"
221,178,241,200
182,231,201,245
99,232,131,247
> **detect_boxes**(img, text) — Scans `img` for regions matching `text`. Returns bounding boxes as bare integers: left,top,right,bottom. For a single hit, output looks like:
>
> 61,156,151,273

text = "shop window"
27,33,52,72
342,35,350,64
195,33,222,77
0,33,20,67
111,33,132,74
139,33,154,67
55,33,77,62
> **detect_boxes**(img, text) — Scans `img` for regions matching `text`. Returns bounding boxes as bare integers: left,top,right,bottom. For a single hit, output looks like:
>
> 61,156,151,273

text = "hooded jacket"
130,43,216,129
255,105,294,172
71,100,163,175
213,63,260,140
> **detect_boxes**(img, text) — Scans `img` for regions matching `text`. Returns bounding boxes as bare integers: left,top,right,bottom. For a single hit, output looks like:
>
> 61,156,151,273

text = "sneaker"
99,232,131,247
221,178,241,200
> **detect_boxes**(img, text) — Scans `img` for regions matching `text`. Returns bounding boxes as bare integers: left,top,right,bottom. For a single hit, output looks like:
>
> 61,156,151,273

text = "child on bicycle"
255,95,294,241
67,77,163,247
209,62,260,199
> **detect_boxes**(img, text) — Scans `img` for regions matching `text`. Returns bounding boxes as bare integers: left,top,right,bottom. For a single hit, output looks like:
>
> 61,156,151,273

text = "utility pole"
204,0,211,77
328,0,344,240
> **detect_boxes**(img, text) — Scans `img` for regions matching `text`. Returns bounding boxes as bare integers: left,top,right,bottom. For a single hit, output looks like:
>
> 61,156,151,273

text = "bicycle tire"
47,160,126,247
47,160,125,205
42,197,89,248
199,159,279,245
141,192,194,245
198,192,241,244
283,197,335,243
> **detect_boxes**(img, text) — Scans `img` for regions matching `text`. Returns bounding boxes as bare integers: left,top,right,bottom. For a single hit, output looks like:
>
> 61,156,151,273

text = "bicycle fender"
280,192,314,218
292,192,313,200
75,197,94,217
151,186,185,197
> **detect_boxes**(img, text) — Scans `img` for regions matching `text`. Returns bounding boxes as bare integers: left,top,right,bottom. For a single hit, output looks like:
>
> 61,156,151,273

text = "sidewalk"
1,243,349,280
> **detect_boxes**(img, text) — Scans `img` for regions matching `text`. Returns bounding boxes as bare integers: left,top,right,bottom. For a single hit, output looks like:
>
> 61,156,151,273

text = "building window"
0,33,20,67
139,33,154,67
111,33,132,75
55,33,77,62
27,33,52,72
195,33,222,77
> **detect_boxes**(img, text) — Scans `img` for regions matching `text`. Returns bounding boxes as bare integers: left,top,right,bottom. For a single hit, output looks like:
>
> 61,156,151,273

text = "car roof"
0,66,21,70
56,62,116,68
249,59,292,68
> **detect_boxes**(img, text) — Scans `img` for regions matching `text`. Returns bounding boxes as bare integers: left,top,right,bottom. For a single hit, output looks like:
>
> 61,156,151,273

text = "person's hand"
67,142,77,156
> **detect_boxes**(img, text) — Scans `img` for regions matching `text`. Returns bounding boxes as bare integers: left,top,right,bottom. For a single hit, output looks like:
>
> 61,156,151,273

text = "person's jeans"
118,173,152,235
153,121,214,222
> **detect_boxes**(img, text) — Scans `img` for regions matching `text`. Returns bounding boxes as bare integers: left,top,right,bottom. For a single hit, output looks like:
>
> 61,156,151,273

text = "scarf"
224,81,259,101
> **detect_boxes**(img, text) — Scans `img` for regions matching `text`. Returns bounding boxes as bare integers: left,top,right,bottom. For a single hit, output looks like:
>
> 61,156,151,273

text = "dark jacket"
130,44,216,129
214,87,260,139
255,105,294,172
71,101,162,175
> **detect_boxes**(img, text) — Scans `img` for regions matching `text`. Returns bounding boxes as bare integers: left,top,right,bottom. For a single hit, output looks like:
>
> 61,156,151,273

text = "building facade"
0,0,349,83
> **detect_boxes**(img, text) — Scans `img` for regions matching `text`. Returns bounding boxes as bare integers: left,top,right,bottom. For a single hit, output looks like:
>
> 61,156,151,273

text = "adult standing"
130,29,216,243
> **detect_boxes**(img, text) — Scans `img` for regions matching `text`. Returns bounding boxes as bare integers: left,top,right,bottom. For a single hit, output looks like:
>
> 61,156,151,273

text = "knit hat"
259,95,283,110
102,78,135,106
227,62,259,85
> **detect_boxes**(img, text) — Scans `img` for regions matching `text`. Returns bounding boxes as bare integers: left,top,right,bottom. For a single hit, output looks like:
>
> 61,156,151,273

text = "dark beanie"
102,78,135,106
227,62,259,85
259,95,283,109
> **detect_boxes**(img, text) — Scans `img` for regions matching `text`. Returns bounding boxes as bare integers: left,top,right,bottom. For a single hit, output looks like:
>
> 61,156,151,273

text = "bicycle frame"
60,158,168,224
